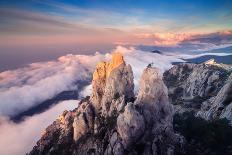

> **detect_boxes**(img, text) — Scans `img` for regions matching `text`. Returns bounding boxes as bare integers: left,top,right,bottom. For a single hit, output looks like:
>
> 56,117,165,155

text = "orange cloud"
135,33,192,46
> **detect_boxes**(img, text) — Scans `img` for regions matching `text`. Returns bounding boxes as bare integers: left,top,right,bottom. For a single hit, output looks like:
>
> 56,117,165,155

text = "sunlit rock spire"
91,52,134,115
92,52,125,80
204,59,217,65
30,54,183,155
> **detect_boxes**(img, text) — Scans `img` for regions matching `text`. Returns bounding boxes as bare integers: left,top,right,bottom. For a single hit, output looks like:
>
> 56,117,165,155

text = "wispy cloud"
183,30,232,45
0,7,105,36
132,30,232,50
0,53,105,117
135,33,191,46
0,100,78,155
0,1,231,49
0,46,187,118
0,8,74,28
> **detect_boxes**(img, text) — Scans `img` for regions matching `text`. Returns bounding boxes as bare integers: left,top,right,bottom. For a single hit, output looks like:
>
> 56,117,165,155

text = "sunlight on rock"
204,59,217,65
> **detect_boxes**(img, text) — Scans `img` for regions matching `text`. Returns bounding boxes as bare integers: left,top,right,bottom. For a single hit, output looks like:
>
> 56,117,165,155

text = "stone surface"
30,54,183,155
163,60,232,124
197,73,232,122
204,58,216,65
73,102,95,141
91,52,134,116
136,66,173,125
117,102,145,148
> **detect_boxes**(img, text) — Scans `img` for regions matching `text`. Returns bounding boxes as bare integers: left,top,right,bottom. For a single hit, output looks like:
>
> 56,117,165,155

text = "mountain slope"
163,59,232,123
30,53,183,155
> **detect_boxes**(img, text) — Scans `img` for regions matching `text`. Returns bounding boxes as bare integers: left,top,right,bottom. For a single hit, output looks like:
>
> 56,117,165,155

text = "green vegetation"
174,112,232,155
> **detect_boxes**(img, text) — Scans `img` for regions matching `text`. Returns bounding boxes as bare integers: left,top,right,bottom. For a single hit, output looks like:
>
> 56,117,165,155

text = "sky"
0,0,232,71
0,1,232,153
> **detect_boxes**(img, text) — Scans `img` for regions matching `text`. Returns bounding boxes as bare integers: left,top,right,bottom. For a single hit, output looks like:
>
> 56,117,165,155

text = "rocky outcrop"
196,73,232,122
30,53,182,155
163,60,232,124
73,101,95,141
117,103,145,148
91,52,134,116
135,67,173,125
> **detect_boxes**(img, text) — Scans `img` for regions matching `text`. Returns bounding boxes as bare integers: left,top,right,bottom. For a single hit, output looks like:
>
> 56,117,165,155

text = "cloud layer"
0,46,232,155
0,100,78,155
0,46,186,155
0,53,105,117
2,45,231,118
134,30,232,50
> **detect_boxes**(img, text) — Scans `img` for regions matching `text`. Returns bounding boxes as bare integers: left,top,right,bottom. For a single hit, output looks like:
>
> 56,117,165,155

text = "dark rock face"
30,54,183,155
163,61,232,123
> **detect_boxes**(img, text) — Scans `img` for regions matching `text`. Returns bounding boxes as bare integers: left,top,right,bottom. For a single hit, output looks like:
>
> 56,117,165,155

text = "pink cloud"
135,33,192,46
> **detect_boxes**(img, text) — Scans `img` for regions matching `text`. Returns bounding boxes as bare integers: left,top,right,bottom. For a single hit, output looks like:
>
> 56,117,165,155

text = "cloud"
0,7,129,40
0,100,78,155
0,8,130,47
181,30,232,51
2,45,231,118
184,30,232,44
135,33,191,46
1,6,231,49
0,8,74,29
133,30,232,51
79,84,92,98
0,8,81,36
79,46,187,95
0,53,105,117
1,46,231,155
112,46,185,91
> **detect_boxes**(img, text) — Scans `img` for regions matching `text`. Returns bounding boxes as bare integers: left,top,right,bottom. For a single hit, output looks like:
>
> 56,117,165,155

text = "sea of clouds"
0,46,231,155
0,100,78,155
0,53,105,117
0,46,186,118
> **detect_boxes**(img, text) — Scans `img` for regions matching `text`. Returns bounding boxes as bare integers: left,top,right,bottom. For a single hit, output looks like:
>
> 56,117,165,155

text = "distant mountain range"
183,55,232,64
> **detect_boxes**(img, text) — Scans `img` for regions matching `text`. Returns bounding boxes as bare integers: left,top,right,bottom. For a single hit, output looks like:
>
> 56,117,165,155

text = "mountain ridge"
30,52,183,155
163,59,232,124
29,55,232,155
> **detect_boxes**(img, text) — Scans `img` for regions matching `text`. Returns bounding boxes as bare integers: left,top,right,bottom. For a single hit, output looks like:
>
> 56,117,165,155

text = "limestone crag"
30,53,182,155
92,52,134,117
163,60,232,123
196,73,232,122
92,52,126,110
135,67,173,125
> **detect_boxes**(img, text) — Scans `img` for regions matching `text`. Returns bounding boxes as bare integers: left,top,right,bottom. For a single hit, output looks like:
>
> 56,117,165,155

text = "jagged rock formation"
163,59,232,123
91,52,134,116
30,53,182,155
196,74,232,121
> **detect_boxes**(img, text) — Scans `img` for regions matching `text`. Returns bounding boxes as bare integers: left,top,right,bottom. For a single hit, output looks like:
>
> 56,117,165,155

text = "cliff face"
91,52,134,117
30,53,183,155
163,60,232,123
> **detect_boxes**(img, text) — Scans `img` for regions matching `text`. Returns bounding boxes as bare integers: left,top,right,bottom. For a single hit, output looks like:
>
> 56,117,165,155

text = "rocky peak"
204,59,217,65
163,60,232,124
91,52,134,116
92,52,125,81
30,54,182,155
135,67,173,125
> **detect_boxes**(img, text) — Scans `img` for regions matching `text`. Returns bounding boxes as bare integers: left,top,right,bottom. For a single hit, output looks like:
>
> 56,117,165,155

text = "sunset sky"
0,0,232,70
0,2,232,154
